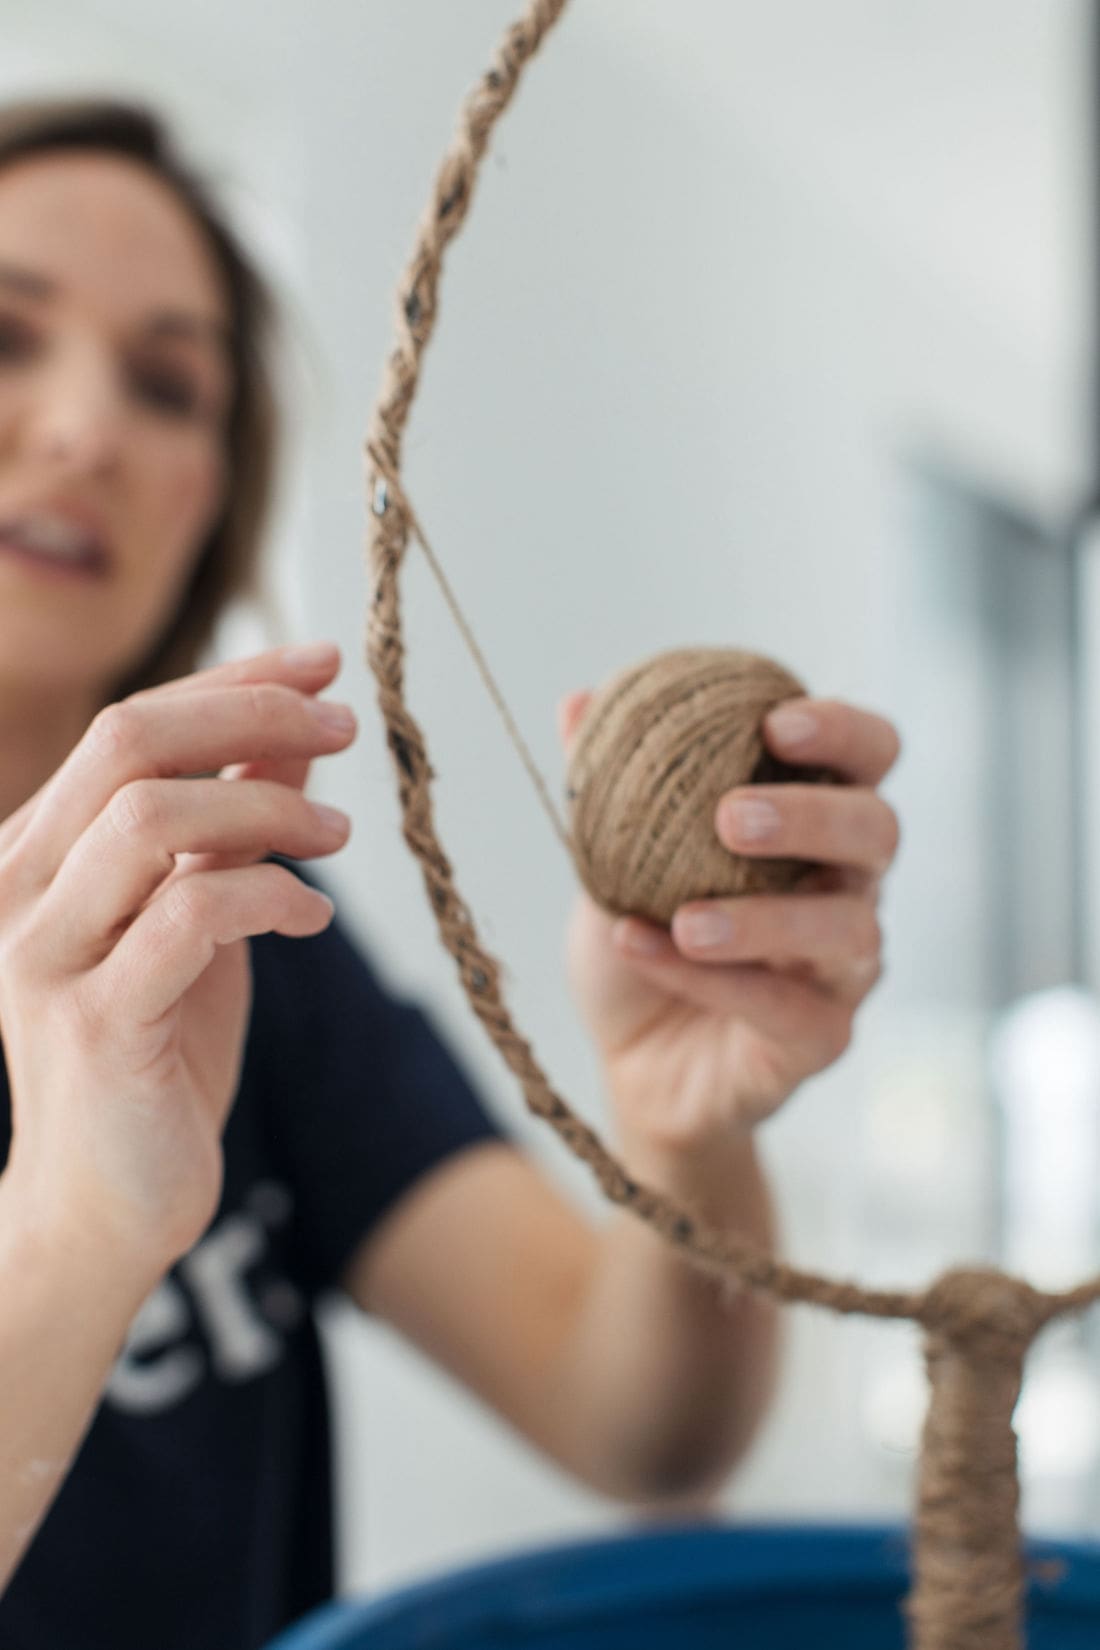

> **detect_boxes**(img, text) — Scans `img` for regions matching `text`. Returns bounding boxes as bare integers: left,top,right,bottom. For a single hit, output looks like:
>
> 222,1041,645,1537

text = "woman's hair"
0,95,281,702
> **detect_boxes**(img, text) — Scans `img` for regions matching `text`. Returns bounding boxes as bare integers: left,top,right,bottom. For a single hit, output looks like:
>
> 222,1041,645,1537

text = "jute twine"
566,646,835,924
360,3,1100,1644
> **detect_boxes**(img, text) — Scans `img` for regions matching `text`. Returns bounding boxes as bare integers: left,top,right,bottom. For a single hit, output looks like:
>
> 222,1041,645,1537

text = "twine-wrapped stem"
907,1270,1052,1650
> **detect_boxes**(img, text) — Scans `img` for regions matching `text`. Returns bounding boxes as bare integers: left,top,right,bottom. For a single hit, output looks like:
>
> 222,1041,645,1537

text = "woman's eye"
0,321,213,420
0,318,34,361
133,370,204,418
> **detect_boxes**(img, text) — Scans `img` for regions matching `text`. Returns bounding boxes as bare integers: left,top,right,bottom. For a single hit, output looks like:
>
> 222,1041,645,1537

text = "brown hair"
0,95,281,703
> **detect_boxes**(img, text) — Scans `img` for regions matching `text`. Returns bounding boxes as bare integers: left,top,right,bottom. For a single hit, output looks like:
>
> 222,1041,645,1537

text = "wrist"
0,1167,171,1312
614,1120,772,1239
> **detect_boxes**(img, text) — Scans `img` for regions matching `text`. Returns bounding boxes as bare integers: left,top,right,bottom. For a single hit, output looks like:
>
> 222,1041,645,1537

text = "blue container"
264,1522,1100,1649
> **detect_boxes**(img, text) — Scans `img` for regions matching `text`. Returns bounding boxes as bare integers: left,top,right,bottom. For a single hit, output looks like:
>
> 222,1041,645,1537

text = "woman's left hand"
561,691,902,1151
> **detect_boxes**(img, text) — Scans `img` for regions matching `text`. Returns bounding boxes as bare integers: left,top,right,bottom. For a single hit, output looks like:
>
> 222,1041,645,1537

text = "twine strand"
367,441,574,855
359,3,1100,1646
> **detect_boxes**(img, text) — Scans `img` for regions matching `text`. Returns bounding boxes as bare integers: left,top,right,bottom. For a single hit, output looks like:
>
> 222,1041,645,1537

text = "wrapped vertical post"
907,1269,1050,1650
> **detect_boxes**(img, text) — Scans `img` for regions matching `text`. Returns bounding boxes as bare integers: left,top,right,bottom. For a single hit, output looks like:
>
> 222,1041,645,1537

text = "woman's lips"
0,535,109,581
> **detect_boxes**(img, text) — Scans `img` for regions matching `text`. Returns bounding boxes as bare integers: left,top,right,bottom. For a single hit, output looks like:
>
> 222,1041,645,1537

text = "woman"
0,98,901,1649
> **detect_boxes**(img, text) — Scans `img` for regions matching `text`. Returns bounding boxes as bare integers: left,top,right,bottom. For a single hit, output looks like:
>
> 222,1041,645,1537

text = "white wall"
4,0,1092,1600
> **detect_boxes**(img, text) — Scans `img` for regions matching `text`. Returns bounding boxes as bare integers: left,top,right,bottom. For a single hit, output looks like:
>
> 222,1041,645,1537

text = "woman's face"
0,149,233,708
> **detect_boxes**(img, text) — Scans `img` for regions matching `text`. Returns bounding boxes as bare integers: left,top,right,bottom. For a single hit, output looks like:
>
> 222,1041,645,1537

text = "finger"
169,750,317,884
162,753,316,890
557,689,593,755
129,640,342,705
670,891,882,973
716,783,900,876
13,680,357,893
142,644,342,791
87,862,335,1027
218,756,314,793
818,950,884,1002
763,697,902,787
796,862,881,900
742,926,887,1003
33,778,350,971
612,923,851,1059
0,643,341,865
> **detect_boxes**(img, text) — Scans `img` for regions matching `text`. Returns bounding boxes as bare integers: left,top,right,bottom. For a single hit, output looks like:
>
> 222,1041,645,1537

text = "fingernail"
282,641,339,669
308,801,351,835
723,798,779,840
768,707,817,747
676,909,734,950
309,700,357,732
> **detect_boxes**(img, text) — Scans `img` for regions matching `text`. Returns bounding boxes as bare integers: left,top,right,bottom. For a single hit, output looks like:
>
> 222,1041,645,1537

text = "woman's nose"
21,356,124,477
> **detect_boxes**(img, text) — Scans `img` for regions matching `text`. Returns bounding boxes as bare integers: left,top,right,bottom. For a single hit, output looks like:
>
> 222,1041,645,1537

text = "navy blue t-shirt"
0,858,508,1649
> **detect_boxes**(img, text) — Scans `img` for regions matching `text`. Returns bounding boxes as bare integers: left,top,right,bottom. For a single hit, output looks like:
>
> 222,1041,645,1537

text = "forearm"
0,1177,155,1595
554,1126,780,1504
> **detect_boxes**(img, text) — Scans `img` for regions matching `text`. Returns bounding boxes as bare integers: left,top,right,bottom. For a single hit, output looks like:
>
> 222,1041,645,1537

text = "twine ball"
565,647,836,926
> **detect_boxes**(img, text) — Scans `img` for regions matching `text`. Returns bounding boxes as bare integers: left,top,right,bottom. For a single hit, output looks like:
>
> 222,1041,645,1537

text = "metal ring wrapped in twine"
361,4,1100,1645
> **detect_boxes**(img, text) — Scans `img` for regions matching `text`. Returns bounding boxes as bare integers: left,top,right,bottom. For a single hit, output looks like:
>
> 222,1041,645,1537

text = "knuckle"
87,700,144,759
161,876,209,935
108,778,163,840
245,680,293,725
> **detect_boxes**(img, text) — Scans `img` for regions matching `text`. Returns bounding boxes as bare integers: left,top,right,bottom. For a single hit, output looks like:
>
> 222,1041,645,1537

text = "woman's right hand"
0,642,357,1279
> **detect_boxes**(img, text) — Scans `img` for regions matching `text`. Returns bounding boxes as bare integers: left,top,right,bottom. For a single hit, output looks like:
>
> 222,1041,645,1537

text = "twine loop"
360,4,1100,1644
